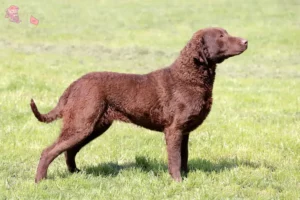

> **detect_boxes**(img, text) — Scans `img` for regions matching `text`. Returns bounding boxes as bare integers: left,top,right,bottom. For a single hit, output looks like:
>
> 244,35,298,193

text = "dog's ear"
199,35,208,65
199,46,208,65
190,36,208,66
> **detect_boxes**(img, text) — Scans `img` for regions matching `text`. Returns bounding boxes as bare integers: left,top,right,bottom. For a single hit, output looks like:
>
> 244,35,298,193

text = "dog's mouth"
237,46,248,54
211,51,246,64
237,43,248,54
226,41,248,57
225,46,248,57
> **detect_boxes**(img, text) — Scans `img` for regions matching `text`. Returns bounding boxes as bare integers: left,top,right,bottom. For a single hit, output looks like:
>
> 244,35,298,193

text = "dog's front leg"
181,133,190,174
164,127,183,182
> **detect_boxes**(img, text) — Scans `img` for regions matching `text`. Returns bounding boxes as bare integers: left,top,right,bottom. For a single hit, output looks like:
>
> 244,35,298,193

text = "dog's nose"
241,39,248,46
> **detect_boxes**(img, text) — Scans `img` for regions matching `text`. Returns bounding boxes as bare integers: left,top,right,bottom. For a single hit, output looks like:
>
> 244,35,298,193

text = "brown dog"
31,27,247,183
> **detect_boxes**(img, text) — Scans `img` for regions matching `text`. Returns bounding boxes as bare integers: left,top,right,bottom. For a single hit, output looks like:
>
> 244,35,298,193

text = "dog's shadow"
82,156,275,178
83,156,165,177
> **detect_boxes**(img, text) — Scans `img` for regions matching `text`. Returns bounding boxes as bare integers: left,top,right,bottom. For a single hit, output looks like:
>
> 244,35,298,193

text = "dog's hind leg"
64,123,112,173
35,128,92,183
35,99,106,183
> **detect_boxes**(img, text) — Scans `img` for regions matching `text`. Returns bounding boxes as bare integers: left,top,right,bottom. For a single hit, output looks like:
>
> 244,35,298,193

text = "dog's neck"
171,45,216,89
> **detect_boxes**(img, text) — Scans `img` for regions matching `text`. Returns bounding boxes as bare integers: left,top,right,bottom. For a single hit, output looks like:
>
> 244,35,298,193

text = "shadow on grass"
83,156,166,177
82,156,275,178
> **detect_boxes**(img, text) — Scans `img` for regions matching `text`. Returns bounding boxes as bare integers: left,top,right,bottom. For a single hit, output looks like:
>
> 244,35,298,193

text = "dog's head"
190,27,248,65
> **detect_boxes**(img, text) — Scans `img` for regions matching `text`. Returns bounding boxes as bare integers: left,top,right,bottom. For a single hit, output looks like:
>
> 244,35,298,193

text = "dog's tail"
30,99,62,123
30,80,76,123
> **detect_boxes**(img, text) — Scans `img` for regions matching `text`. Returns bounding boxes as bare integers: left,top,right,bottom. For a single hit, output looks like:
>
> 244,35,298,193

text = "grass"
0,0,300,199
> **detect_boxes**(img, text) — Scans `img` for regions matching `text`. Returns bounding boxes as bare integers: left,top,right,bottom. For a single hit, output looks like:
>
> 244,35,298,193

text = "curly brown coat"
31,27,248,183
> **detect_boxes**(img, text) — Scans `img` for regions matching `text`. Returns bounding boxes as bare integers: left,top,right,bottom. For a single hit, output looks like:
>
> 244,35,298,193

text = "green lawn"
1,0,300,199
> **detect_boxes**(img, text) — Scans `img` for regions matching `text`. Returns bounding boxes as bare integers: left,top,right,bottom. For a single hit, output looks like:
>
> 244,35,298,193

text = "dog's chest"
182,91,213,132
197,95,213,117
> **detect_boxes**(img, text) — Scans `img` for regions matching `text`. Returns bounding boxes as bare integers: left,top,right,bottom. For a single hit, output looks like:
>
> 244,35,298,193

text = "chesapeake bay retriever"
31,27,248,183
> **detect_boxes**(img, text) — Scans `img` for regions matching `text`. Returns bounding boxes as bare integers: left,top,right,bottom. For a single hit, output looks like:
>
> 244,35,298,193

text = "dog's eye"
220,34,224,38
